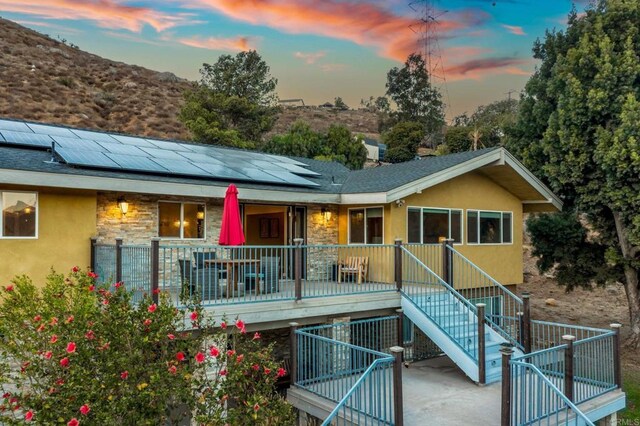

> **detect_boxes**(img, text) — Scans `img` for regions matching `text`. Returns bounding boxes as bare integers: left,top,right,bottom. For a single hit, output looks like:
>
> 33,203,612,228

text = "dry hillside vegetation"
269,106,380,139
0,18,192,139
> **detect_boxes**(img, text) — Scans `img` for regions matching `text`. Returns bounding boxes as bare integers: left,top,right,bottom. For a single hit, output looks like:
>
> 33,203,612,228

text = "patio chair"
338,256,369,284
244,256,280,294
193,251,227,278
178,258,220,301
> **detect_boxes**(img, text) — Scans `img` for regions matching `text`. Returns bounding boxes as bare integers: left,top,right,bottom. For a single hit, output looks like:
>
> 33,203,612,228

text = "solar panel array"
0,119,320,187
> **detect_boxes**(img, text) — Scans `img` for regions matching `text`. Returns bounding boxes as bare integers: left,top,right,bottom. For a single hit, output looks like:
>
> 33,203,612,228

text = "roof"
0,118,561,210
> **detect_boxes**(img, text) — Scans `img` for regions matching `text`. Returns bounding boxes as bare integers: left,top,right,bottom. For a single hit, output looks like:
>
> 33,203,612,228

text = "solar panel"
138,147,186,160
277,162,321,176
104,153,169,173
28,123,78,138
70,129,118,143
96,142,147,156
0,131,53,148
177,151,224,164
247,159,288,172
237,168,286,184
150,158,212,177
146,139,192,152
264,154,307,166
0,120,32,133
56,148,121,169
51,136,104,152
191,163,250,180
263,170,319,186
111,134,156,147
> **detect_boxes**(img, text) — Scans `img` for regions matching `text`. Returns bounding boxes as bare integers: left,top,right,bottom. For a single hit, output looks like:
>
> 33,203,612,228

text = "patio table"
204,258,261,299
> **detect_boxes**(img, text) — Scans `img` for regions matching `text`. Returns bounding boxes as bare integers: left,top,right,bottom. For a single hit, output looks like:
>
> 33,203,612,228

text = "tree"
382,121,424,163
507,0,640,346
334,97,349,110
385,53,445,144
179,51,279,149
323,124,367,170
262,121,323,158
444,126,471,153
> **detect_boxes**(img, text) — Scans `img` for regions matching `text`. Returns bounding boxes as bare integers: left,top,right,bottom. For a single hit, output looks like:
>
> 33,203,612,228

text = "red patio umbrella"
218,184,245,246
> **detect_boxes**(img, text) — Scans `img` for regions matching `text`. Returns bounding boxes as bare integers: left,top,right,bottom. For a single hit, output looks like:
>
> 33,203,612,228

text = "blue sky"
0,1,587,119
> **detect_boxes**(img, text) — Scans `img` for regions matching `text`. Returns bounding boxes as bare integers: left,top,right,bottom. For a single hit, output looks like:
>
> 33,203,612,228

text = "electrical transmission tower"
408,0,448,85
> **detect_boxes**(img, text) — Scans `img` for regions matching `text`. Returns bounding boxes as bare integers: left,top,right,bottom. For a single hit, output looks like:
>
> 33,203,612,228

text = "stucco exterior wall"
0,189,96,284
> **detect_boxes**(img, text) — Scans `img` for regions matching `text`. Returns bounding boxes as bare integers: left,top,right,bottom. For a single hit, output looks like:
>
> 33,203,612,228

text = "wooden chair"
338,256,369,284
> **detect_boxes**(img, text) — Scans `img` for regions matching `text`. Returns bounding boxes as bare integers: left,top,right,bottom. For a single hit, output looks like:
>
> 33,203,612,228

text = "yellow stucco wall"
0,190,96,285
338,172,523,285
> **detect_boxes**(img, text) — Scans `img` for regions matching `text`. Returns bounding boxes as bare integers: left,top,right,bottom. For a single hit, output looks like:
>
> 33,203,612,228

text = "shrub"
0,270,293,425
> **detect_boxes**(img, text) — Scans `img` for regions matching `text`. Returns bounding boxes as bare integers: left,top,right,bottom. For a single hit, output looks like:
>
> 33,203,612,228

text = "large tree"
179,50,279,148
382,121,424,163
508,0,640,345
385,53,445,144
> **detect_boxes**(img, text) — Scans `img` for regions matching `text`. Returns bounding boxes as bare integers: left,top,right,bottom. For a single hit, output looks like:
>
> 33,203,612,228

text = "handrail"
511,360,595,426
321,357,395,426
295,330,392,359
301,315,399,332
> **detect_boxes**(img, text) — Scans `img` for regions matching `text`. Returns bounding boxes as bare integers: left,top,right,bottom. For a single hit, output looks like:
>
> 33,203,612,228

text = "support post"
442,239,453,285
517,311,524,349
500,343,514,426
396,309,404,353
563,335,575,402
477,303,486,385
522,292,532,353
151,238,160,304
611,323,622,389
390,346,404,426
90,237,98,272
293,238,303,301
289,322,299,385
115,238,123,283
394,239,403,291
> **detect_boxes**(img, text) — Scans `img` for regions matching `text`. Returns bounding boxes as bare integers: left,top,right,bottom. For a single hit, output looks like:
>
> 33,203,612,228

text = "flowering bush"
0,269,293,425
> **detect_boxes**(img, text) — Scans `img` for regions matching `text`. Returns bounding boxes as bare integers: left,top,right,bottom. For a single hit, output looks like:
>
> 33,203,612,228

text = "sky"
1,0,590,120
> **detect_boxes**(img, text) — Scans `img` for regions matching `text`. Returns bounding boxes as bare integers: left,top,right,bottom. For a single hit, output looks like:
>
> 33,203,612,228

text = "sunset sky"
1,1,588,119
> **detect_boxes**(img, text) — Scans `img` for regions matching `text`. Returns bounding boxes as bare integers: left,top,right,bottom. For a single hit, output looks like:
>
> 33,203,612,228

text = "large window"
349,207,383,244
407,207,462,244
1,191,37,238
467,210,512,244
158,202,205,239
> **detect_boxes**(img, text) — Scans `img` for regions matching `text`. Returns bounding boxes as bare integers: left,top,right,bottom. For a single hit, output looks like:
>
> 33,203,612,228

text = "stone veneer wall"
305,204,339,281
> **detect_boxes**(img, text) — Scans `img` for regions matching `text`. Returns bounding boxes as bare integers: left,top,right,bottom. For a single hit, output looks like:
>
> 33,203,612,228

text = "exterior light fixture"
117,196,129,216
197,207,205,220
321,207,332,222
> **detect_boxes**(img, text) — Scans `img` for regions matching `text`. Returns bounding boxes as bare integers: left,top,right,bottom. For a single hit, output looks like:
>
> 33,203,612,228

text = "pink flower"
226,350,235,357
235,320,245,330
33,315,41,323
114,282,123,289
66,315,74,324
209,346,220,357
143,319,152,327
168,365,177,375
236,354,244,363
167,334,175,340
147,304,157,313
253,403,260,412
277,368,286,377
220,321,227,329
219,369,227,376
79,404,90,415
68,418,79,426
85,330,95,340
50,317,58,326
50,335,58,344
66,342,76,354
190,311,198,321
264,367,271,375
5,285,13,292
102,299,109,306
152,288,160,295
88,285,95,292
72,266,79,273
176,352,185,362
60,357,70,368
25,410,34,421
252,364,260,371
195,352,205,363
56,378,65,386
44,351,53,360
36,324,45,333
120,371,128,380
87,271,98,279
253,332,261,340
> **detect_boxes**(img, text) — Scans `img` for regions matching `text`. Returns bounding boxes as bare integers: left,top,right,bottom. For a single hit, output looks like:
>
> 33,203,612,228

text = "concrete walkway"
403,356,501,426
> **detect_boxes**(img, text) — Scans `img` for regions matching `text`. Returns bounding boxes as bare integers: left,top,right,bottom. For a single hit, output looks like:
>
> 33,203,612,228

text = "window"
1,191,37,238
158,202,205,239
407,207,462,244
467,210,512,244
349,207,383,244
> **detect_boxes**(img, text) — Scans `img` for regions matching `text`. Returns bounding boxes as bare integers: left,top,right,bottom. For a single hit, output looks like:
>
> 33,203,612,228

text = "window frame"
0,190,39,239
466,209,513,245
347,206,384,245
406,206,463,245
157,201,206,240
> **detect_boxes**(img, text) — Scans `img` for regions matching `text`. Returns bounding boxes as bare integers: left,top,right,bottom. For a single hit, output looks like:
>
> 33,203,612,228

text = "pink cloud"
445,57,530,81
294,51,326,64
178,36,254,52
0,0,193,32
501,24,526,36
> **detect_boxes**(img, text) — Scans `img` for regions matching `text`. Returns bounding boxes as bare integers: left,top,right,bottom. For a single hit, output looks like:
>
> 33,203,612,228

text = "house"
362,137,387,161
0,118,624,425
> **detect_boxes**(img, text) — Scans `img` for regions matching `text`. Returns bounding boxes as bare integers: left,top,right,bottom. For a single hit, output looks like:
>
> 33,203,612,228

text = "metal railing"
121,245,151,303
530,321,610,351
404,243,442,276
94,243,116,284
510,360,595,426
446,245,524,349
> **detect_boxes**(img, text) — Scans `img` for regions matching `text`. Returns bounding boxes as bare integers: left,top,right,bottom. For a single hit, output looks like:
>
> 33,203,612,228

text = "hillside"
0,18,381,141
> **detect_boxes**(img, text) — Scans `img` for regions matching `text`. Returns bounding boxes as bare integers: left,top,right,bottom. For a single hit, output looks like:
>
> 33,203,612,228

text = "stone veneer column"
305,205,339,281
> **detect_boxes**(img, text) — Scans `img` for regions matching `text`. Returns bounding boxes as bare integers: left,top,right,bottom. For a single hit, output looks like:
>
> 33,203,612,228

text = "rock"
124,81,137,89
545,298,558,306
606,285,620,295
156,71,180,82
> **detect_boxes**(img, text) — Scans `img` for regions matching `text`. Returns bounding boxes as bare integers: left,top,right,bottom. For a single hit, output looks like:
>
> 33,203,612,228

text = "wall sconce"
197,210,205,220
321,207,332,222
117,196,129,216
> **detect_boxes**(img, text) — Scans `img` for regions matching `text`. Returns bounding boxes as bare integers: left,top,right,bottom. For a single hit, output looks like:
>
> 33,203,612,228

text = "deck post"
442,239,453,285
396,309,404,354
390,346,404,426
516,311,524,349
293,238,303,301
522,292,532,353
289,322,299,385
477,303,486,385
90,237,97,272
394,239,403,292
500,343,514,426
115,238,123,283
150,238,160,304
611,323,622,388
563,335,576,402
